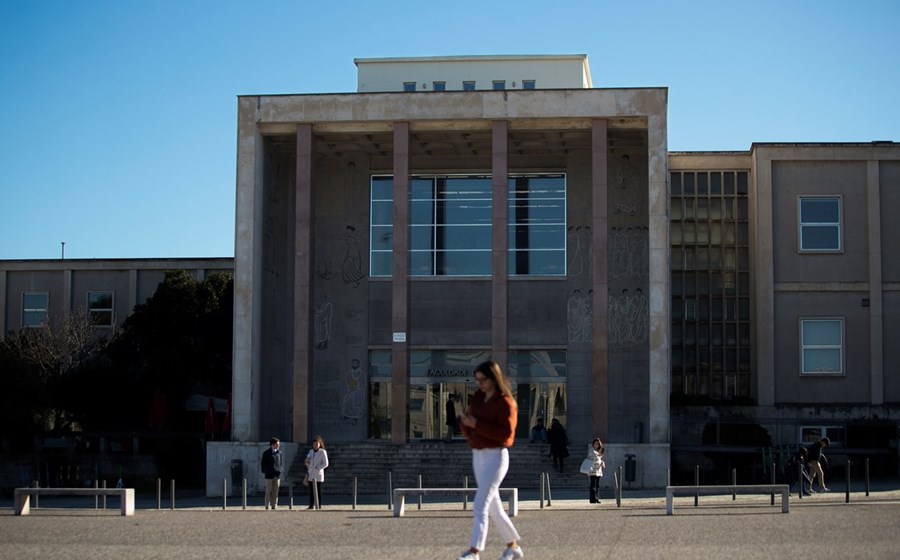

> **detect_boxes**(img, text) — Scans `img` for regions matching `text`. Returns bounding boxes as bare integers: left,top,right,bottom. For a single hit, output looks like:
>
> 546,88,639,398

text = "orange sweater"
461,391,517,449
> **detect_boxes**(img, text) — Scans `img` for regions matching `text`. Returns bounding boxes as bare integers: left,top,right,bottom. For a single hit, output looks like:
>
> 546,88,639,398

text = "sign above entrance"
392,332,407,343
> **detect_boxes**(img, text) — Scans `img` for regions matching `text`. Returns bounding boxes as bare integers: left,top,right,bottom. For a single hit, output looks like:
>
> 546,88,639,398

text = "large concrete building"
222,54,900,486
3,55,898,489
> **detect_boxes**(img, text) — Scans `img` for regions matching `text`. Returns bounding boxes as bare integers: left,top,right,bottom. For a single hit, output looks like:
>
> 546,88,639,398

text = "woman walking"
587,438,606,504
304,435,329,509
457,361,524,560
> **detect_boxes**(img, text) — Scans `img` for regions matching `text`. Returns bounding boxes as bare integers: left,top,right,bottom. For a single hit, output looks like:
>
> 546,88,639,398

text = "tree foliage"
0,307,115,433
0,270,233,437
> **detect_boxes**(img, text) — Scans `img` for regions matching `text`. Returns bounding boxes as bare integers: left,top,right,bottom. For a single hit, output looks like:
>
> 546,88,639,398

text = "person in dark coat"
785,447,811,496
446,394,458,442
260,437,283,509
547,418,570,472
806,437,830,492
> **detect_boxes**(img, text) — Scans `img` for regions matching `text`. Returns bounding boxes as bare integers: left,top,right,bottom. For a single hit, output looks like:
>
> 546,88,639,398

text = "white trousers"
470,448,521,551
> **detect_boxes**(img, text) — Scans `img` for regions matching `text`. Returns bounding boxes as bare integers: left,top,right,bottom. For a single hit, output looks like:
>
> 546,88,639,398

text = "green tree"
110,270,233,432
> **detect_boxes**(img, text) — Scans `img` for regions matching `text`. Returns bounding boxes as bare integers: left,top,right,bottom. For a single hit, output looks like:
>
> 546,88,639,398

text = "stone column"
293,123,314,442
492,121,509,368
232,96,264,442
391,123,410,443
591,119,609,441
867,159,883,404
647,111,670,443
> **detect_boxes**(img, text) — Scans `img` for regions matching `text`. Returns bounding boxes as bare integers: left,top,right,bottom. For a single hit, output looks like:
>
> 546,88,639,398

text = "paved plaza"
2,487,900,559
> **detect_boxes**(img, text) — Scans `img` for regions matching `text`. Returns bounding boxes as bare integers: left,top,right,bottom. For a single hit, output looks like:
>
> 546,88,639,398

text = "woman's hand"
459,413,477,429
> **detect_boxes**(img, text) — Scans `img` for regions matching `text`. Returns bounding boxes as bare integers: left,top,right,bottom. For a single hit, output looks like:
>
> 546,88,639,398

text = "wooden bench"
665,484,790,515
14,487,135,516
393,487,518,518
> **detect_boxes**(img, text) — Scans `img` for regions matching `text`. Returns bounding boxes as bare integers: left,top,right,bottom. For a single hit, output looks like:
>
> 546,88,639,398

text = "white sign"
392,332,407,343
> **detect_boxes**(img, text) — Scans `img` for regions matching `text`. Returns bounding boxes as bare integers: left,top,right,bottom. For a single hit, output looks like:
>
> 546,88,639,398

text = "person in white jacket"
587,438,606,504
304,435,329,509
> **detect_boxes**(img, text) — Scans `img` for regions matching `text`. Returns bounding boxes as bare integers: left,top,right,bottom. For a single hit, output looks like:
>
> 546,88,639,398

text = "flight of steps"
286,441,588,496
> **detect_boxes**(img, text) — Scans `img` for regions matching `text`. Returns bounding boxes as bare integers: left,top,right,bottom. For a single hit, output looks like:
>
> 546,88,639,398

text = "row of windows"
672,318,844,376
370,174,566,277
20,291,115,328
402,80,536,92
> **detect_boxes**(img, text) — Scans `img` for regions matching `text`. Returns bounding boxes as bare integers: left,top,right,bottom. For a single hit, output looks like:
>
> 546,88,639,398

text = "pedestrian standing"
587,438,606,504
260,437,282,509
457,361,524,560
304,435,329,509
446,394,458,442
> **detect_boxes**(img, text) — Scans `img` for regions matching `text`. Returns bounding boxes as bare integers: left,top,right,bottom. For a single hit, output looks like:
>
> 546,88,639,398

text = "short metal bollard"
170,479,175,510
242,478,247,510
352,477,357,510
463,475,468,510
387,472,393,510
223,479,227,509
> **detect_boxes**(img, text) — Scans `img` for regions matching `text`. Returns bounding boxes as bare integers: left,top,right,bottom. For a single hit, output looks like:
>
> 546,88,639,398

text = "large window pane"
22,292,48,327
799,197,841,252
801,319,843,374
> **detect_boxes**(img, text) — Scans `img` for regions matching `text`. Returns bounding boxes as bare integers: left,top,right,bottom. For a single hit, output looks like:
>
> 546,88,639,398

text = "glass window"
799,197,841,252
508,175,566,276
87,291,114,327
403,82,416,92
462,81,476,91
371,173,564,277
433,81,446,92
801,318,843,374
370,176,394,276
23,292,49,327
522,80,536,90
492,80,506,90
411,176,492,276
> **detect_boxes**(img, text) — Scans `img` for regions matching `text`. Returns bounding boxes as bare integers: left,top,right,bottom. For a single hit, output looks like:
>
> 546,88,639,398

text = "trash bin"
624,454,636,482
230,459,243,493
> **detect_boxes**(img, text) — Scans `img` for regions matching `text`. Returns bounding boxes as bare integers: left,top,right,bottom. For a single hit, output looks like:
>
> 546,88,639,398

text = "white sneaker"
457,551,479,560
498,545,524,560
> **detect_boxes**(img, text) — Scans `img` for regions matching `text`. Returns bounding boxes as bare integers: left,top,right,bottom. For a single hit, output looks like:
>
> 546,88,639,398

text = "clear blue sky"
1,0,897,260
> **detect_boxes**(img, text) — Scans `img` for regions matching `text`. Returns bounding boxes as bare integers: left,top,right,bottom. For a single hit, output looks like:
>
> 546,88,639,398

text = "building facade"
230,55,671,484
0,258,233,334
4,56,897,489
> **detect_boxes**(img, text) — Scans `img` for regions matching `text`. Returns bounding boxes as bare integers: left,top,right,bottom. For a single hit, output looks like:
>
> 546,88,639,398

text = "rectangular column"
293,123,314,442
392,123,410,443
591,119,609,441
492,121,509,368
867,160,883,404
233,96,263,441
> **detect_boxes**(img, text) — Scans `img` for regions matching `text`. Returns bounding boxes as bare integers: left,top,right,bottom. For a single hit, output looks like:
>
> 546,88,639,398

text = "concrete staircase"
286,441,589,496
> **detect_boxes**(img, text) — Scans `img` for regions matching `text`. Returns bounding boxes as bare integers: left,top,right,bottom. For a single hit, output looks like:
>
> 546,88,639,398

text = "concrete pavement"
2,486,900,559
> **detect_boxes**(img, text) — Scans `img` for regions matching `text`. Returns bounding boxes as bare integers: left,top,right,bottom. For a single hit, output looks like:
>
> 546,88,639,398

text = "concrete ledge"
665,484,789,515
393,487,518,517
15,487,135,516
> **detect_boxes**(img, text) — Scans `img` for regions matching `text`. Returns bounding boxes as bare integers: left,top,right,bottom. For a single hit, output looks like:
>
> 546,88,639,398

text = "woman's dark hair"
312,435,325,449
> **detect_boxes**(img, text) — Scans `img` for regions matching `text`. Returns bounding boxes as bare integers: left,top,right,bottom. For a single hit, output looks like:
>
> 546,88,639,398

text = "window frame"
432,81,446,92
87,290,115,328
492,80,506,90
22,291,49,327
798,196,842,253
403,82,417,92
799,317,844,376
522,80,536,90
462,81,476,91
